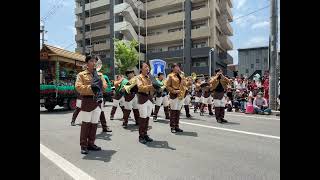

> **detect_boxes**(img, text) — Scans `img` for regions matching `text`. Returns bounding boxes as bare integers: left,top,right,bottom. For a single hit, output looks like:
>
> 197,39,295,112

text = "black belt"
82,95,94,98
138,92,150,96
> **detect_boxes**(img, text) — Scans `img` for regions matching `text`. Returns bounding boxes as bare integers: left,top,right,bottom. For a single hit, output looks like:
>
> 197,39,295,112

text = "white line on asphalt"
225,113,280,121
40,143,96,180
179,121,280,140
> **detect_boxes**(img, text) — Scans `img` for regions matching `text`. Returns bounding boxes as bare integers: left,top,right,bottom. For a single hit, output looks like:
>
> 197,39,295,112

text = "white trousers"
124,94,139,110
202,96,213,105
113,96,125,107
213,97,226,107
184,94,191,105
170,98,184,110
138,100,154,118
78,106,102,124
76,99,82,108
155,95,170,107
195,96,201,103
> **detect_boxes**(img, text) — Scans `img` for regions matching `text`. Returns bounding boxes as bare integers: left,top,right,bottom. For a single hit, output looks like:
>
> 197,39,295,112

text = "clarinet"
91,68,103,103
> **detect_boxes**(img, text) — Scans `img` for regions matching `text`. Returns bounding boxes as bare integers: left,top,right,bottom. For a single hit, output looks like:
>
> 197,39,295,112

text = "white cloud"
251,21,269,29
67,26,76,35
53,44,63,49
236,0,247,10
234,14,257,28
244,37,268,47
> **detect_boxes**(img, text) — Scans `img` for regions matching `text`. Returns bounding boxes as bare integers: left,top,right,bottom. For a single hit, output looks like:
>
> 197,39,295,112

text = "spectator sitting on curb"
253,92,272,115
245,96,254,114
233,90,242,112
225,97,233,112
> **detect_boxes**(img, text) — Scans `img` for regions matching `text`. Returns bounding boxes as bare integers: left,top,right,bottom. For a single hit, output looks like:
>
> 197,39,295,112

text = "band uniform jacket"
137,74,155,104
155,79,167,98
184,78,193,98
124,76,138,102
113,78,125,100
166,72,184,99
195,82,202,97
202,82,211,98
75,70,107,112
210,75,230,99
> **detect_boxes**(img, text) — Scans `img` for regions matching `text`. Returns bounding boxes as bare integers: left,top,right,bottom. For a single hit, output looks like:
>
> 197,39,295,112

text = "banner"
149,59,166,77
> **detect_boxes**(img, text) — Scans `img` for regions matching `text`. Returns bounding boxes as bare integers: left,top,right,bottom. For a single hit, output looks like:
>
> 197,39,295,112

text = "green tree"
114,39,139,75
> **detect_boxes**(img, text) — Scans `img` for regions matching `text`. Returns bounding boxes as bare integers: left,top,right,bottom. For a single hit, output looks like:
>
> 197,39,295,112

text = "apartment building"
74,0,233,77
238,46,269,79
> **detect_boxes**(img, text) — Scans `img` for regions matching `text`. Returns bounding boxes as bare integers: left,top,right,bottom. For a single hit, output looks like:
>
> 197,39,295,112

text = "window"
256,59,260,63
192,57,208,67
192,42,207,48
168,27,183,33
244,51,248,55
192,23,206,29
192,5,205,11
168,45,183,51
245,69,249,73
251,64,254,69
264,58,268,64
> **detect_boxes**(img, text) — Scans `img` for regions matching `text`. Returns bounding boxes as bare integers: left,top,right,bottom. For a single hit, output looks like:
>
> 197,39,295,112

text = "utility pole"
138,1,141,71
110,0,115,79
81,0,86,55
269,0,278,110
40,21,47,48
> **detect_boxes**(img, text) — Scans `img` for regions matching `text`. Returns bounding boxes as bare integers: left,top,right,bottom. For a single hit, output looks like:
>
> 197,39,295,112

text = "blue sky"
40,0,279,64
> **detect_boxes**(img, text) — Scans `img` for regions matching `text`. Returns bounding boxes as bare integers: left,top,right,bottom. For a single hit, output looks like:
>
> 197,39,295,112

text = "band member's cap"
171,63,181,69
85,55,97,63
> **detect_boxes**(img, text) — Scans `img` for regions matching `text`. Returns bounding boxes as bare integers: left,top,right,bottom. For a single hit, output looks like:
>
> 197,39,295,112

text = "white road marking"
225,113,280,121
179,121,280,140
40,143,96,180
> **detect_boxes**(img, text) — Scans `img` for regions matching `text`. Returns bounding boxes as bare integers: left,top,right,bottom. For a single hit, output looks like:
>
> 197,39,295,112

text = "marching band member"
110,74,125,120
72,71,112,133
210,68,231,123
166,63,186,133
71,91,81,126
153,72,170,122
200,77,214,116
122,69,139,128
193,78,202,113
183,76,193,118
137,63,155,144
75,55,107,154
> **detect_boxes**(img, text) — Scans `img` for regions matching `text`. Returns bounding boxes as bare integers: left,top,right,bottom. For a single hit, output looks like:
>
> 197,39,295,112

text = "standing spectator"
253,92,272,115
263,77,269,102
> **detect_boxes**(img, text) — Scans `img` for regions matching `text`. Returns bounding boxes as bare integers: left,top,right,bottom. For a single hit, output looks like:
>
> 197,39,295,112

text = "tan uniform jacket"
75,70,107,96
137,74,155,104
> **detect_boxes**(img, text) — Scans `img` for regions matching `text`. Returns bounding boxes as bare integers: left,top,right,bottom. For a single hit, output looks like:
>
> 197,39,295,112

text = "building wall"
238,47,269,77
74,0,233,76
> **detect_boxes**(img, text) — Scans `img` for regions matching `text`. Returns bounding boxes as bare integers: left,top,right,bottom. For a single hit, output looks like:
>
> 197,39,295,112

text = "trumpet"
123,76,138,94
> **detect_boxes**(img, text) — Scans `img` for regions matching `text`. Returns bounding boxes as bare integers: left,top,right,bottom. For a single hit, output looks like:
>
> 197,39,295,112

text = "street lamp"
209,48,214,77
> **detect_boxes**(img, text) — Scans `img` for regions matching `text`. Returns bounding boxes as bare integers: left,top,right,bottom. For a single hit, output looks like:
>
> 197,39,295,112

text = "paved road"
40,103,280,180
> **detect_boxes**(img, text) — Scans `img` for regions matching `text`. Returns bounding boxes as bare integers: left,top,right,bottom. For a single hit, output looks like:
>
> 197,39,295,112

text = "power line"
41,0,67,23
233,5,270,21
